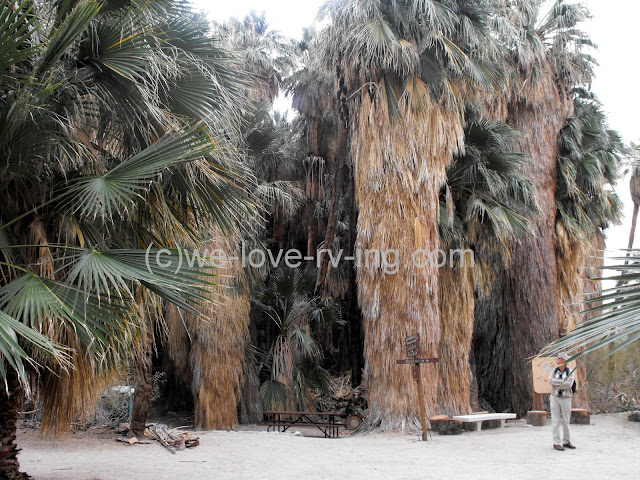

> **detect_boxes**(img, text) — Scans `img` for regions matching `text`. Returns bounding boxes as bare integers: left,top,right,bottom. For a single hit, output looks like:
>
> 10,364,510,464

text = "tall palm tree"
0,1,252,476
437,113,536,415
317,0,503,429
163,104,305,429
473,0,596,415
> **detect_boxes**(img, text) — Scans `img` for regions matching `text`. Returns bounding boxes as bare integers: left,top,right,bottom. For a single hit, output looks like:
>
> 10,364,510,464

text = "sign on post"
396,333,439,441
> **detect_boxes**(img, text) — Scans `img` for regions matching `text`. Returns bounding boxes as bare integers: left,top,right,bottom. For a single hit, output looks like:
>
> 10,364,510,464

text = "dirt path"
18,413,639,479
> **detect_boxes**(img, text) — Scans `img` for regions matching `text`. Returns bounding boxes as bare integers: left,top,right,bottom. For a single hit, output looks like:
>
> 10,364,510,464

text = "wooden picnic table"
262,410,344,438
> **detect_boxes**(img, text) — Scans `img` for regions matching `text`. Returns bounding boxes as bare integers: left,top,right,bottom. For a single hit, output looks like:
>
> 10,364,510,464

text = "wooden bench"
452,413,517,431
262,410,344,438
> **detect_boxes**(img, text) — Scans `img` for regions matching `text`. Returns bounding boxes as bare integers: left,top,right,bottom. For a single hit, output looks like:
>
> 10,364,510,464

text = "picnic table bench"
452,413,517,431
262,410,344,438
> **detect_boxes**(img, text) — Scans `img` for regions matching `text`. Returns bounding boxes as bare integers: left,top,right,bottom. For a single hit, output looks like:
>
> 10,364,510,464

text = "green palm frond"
0,309,69,388
66,248,213,301
85,17,150,82
0,0,253,398
35,0,101,77
555,95,622,238
0,273,129,351
289,327,322,359
440,111,536,252
260,379,288,410
0,2,40,88
541,252,640,362
72,125,216,218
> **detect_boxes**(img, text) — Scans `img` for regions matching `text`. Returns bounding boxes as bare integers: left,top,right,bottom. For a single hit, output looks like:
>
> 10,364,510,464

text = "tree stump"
526,410,548,426
628,411,640,422
429,415,449,433
345,415,363,430
570,409,590,425
462,422,479,432
437,419,463,435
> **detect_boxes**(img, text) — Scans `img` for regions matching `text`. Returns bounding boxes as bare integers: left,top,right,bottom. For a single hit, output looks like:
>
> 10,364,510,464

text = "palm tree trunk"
353,84,462,429
316,123,347,294
272,205,284,251
0,371,29,479
473,246,509,410
475,102,567,416
627,201,639,249
437,263,474,415
190,235,250,430
347,170,363,387
308,119,319,156
468,345,480,412
130,339,152,437
307,218,315,259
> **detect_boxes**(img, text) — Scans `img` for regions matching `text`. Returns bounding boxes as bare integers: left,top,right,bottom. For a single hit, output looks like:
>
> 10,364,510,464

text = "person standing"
548,353,576,451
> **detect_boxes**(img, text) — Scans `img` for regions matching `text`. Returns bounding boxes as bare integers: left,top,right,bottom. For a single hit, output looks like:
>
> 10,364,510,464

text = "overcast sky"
191,0,639,252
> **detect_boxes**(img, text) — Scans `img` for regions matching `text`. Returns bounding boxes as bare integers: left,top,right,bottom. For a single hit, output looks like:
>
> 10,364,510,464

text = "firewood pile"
144,424,200,454
314,373,368,422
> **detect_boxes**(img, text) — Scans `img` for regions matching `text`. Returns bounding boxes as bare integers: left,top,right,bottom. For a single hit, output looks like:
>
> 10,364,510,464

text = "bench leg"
463,422,480,432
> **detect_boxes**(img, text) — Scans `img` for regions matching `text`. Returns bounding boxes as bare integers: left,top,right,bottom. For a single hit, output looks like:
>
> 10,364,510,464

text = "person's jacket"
548,367,575,398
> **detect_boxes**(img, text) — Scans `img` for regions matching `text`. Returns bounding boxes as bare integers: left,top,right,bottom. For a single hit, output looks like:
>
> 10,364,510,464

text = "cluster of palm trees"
0,0,632,477
300,0,622,425
0,1,257,477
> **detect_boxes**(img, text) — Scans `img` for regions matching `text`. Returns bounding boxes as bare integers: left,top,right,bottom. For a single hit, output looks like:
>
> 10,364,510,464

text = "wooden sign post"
396,334,439,441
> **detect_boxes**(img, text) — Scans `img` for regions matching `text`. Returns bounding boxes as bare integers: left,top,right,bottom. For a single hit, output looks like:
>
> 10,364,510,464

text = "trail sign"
396,358,439,364
397,333,439,441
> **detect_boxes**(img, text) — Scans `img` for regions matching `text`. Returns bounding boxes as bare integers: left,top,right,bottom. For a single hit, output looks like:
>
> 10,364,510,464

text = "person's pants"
550,394,572,445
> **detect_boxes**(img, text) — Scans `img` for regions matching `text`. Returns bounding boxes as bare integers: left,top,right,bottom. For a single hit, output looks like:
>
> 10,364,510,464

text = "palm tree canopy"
439,109,538,253
0,0,255,424
555,94,623,240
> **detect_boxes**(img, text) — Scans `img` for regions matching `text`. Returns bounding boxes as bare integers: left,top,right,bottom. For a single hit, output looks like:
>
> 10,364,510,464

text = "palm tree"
285,30,349,296
162,104,305,429
255,267,339,410
473,0,597,415
0,1,252,476
216,11,297,103
317,0,504,429
437,113,536,415
162,231,252,430
555,94,622,330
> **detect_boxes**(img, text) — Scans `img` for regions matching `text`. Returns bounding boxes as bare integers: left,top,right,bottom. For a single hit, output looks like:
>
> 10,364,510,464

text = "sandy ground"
17,413,639,480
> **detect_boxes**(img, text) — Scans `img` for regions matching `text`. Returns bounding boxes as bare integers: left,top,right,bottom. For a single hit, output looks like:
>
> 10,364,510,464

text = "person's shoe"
563,442,576,449
553,444,565,451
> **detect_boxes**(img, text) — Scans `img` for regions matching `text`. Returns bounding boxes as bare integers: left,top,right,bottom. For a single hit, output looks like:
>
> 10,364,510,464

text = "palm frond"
35,0,100,77
541,251,640,363
71,125,216,219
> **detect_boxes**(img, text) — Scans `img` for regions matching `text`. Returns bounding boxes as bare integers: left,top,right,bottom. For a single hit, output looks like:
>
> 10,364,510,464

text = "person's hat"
557,352,570,361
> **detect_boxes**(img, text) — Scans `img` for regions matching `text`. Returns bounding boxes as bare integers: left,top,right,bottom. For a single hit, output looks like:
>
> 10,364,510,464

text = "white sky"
192,0,640,253
190,0,325,39
581,0,640,254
